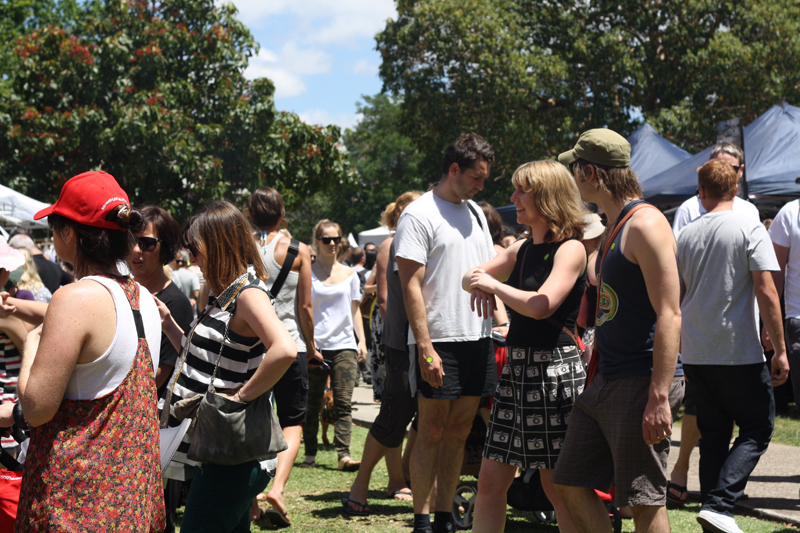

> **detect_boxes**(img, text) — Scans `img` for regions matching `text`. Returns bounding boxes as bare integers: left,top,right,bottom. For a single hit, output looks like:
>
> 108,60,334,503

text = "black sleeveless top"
595,200,657,379
505,239,585,349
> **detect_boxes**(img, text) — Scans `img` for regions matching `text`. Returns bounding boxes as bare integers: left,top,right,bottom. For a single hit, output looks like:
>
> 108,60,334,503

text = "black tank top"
505,239,585,349
595,200,657,379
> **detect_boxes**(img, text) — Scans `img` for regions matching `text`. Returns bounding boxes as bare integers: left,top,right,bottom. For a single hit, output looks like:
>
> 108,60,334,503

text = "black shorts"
273,351,308,428
410,338,497,400
370,345,418,448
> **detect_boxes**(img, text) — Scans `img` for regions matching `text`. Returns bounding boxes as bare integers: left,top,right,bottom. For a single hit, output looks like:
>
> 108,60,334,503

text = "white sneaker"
697,509,744,533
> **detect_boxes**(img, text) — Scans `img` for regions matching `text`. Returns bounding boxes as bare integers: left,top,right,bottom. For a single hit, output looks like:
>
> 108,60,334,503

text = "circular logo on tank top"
596,281,619,326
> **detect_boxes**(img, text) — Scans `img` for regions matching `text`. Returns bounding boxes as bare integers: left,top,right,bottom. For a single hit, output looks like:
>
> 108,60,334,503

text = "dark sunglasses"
320,236,341,245
185,242,200,258
136,236,162,252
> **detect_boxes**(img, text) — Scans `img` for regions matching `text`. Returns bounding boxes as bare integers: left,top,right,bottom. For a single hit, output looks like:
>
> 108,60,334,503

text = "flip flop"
389,488,413,500
262,508,291,528
666,482,688,505
341,497,370,517
337,459,360,472
298,459,316,468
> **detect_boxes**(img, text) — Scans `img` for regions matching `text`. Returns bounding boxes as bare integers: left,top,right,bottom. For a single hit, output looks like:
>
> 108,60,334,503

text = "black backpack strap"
466,201,484,230
269,238,300,298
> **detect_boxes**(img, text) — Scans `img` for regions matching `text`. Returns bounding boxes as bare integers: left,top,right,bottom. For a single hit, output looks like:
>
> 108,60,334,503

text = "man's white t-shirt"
395,191,496,344
672,196,761,236
769,199,800,318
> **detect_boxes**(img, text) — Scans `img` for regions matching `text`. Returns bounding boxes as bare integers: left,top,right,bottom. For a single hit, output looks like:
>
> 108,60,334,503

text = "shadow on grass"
749,474,800,484
304,490,414,519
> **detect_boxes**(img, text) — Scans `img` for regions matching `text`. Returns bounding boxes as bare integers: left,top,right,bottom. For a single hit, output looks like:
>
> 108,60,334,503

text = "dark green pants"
305,348,358,460
179,460,272,533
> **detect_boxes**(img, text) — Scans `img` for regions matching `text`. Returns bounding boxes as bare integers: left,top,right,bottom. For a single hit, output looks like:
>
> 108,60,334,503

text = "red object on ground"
0,469,23,530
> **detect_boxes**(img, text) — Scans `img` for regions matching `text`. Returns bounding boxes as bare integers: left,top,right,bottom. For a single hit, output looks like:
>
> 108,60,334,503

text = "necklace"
317,260,334,278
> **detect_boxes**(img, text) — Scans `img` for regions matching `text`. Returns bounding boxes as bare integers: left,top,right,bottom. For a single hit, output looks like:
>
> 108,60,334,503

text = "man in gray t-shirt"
677,159,790,533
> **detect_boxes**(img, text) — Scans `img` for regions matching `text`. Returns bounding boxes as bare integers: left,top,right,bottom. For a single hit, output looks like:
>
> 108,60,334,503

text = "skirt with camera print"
483,344,586,470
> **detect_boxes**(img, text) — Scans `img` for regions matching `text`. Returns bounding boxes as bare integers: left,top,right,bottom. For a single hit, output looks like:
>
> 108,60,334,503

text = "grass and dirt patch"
175,425,798,532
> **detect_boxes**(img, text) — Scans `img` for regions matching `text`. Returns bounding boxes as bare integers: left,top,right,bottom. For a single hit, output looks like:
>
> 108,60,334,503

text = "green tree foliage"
0,0,83,97
0,0,354,221
283,94,425,244
337,94,426,234
377,0,800,206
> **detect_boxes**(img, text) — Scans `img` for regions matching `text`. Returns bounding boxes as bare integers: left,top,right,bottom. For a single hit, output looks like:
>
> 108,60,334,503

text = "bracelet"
497,322,510,327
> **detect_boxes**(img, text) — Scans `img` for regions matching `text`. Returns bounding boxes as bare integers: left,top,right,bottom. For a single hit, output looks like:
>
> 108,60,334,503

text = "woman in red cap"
15,171,166,532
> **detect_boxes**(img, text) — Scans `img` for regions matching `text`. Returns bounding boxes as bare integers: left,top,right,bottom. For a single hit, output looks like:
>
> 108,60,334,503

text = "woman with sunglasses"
129,206,194,397
16,171,165,532
128,205,195,532
158,201,296,532
301,220,367,472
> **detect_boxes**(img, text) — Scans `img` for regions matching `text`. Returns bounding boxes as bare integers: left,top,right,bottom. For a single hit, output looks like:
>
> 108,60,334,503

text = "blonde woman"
16,249,52,303
345,191,422,515
463,161,588,533
302,220,367,472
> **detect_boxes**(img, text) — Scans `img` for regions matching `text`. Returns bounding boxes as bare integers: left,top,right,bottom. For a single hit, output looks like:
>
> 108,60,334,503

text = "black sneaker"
413,528,433,533
432,520,454,533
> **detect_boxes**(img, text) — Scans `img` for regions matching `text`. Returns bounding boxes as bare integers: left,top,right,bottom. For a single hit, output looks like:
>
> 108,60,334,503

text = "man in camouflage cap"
552,129,681,533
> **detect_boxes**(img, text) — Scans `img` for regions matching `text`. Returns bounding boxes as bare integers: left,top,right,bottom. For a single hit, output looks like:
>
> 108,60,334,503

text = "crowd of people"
0,127,795,533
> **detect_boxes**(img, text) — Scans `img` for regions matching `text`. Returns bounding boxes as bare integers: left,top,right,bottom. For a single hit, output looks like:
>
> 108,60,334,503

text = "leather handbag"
188,386,287,466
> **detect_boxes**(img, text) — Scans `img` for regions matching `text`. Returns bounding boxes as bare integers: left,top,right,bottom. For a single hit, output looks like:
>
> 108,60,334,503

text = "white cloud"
352,58,378,76
244,44,331,98
228,0,396,47
298,108,363,130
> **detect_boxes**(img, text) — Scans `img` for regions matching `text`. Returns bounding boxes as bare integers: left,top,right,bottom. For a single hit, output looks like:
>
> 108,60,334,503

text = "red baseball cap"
34,171,131,230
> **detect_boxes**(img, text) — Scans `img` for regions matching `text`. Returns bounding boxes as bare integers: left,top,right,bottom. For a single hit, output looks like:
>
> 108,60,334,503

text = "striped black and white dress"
163,266,276,480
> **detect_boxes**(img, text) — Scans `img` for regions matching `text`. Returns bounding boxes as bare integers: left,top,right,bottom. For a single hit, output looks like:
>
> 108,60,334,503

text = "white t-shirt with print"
394,191,496,344
769,199,800,318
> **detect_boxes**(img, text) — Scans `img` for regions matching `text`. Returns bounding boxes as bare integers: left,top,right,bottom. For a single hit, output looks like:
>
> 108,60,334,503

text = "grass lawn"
772,410,800,447
175,425,798,533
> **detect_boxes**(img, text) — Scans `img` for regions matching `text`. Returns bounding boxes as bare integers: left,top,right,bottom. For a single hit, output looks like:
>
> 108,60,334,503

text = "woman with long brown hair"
344,191,423,515
158,201,296,531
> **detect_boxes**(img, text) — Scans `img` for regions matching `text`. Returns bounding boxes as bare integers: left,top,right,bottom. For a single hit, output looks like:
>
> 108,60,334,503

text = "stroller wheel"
533,510,556,523
608,504,622,533
451,482,478,530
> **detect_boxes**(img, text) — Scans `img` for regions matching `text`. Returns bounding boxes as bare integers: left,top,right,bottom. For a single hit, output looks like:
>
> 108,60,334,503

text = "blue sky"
229,0,397,131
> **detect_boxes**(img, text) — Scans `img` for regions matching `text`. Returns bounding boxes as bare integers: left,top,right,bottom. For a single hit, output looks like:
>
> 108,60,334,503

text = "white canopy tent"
0,185,49,230
357,226,392,248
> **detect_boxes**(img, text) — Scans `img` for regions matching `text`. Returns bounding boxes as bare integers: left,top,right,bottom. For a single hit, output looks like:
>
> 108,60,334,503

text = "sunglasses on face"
136,236,162,253
320,236,341,245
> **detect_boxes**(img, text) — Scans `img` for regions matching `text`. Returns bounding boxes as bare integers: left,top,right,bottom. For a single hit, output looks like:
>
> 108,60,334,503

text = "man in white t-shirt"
672,142,760,237
769,197,800,410
395,133,501,533
667,141,761,504
677,159,789,533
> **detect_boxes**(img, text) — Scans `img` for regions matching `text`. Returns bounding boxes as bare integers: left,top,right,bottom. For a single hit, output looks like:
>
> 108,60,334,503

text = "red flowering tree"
0,0,353,221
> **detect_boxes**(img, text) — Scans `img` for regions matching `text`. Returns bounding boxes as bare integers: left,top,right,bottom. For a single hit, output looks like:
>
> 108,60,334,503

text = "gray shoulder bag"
162,273,288,466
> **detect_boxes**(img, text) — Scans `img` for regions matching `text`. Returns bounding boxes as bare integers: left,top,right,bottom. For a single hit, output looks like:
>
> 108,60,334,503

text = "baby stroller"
450,415,559,529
